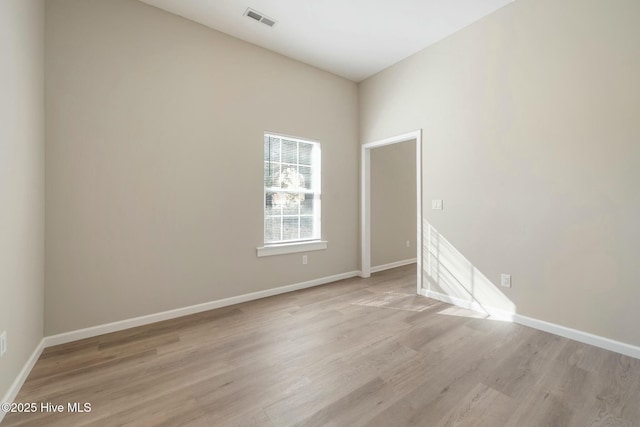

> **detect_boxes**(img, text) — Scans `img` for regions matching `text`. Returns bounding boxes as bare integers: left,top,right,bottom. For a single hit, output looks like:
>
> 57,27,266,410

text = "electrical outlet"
431,199,443,210
501,274,512,288
302,255,308,265
406,240,410,248
0,331,6,357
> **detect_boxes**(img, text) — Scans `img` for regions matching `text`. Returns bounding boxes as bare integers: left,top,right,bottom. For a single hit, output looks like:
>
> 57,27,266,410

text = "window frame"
257,132,327,257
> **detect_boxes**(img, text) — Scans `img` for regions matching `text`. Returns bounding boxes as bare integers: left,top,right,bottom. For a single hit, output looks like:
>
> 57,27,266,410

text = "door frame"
360,129,422,293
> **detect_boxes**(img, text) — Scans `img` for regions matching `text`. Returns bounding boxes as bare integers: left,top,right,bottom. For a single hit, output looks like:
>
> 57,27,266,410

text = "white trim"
360,146,371,278
420,289,640,360
512,314,640,360
415,131,423,295
0,339,45,424
44,270,358,347
264,131,320,145
256,240,327,257
361,129,423,295
363,131,422,150
371,258,417,274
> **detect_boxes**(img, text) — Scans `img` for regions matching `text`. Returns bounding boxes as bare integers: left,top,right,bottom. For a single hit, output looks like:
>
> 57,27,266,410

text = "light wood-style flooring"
3,264,640,426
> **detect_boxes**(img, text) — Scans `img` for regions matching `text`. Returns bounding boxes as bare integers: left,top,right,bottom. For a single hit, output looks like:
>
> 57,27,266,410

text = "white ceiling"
139,0,514,82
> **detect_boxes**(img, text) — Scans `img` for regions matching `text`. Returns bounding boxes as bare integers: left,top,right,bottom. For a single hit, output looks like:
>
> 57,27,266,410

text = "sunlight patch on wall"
423,221,516,318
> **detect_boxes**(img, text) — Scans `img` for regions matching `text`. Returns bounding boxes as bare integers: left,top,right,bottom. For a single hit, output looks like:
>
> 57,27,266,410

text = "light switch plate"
432,199,443,210
501,274,512,288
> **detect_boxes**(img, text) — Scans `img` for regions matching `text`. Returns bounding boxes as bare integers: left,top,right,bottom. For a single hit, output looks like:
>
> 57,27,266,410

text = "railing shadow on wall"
423,220,516,321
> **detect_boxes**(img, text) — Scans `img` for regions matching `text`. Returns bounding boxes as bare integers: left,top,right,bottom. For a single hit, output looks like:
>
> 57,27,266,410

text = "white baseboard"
0,339,45,424
420,288,640,360
44,271,360,347
512,313,640,360
371,258,417,274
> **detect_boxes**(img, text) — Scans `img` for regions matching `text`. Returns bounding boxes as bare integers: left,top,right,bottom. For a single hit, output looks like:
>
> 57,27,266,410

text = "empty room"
1,0,639,425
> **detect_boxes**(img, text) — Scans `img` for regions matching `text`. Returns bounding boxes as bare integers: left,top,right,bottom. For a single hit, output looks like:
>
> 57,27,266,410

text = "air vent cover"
244,8,277,27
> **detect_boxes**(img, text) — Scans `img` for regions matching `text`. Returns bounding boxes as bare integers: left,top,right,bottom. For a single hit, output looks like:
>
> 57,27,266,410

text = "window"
263,133,321,247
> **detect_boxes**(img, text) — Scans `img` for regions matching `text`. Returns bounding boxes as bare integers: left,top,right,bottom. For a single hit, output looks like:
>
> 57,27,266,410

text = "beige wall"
45,0,359,335
360,0,640,346
370,141,416,267
0,0,45,402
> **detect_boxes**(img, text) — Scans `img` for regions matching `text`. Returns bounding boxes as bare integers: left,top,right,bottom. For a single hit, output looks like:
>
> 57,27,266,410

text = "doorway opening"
360,130,422,294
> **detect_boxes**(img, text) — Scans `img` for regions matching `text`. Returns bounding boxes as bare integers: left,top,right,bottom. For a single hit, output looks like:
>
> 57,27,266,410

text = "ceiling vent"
244,8,276,27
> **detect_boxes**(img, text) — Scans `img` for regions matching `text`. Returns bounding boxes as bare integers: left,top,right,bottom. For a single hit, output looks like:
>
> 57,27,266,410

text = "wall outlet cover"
0,331,6,356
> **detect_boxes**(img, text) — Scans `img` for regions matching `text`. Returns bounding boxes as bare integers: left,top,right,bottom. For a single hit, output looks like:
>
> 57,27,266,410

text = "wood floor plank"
439,383,515,427
3,264,640,427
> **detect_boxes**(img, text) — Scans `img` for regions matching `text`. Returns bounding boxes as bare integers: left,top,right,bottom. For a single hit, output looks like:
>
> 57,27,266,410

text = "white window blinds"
264,133,321,244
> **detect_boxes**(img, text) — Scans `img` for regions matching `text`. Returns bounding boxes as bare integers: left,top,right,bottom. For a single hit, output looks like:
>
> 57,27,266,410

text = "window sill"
256,240,328,257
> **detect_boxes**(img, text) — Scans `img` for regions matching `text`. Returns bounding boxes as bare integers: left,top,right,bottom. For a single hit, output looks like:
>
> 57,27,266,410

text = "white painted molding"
360,145,371,279
420,289,640,360
256,240,328,257
44,271,359,347
0,339,45,424
371,258,417,273
512,313,640,360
